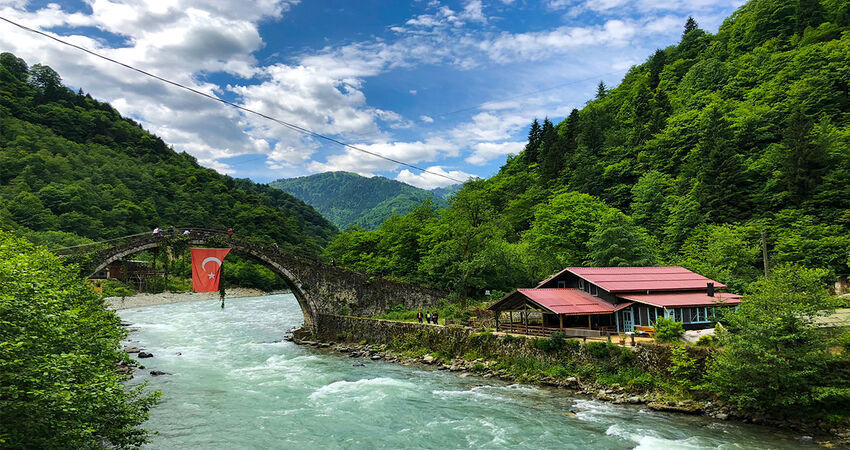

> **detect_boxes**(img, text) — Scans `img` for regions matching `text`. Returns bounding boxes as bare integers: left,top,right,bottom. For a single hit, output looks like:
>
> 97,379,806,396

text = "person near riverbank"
273,242,280,254
425,312,431,323
417,311,423,323
432,311,439,325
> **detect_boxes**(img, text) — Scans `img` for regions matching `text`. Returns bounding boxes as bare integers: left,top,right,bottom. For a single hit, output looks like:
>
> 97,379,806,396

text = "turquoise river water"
121,294,802,449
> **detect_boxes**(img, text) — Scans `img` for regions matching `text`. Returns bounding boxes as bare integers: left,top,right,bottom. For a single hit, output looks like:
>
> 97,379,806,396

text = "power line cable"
0,16,465,183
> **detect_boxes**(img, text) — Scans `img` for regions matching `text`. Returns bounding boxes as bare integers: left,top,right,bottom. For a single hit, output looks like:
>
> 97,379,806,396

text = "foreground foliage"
0,236,160,447
707,265,850,413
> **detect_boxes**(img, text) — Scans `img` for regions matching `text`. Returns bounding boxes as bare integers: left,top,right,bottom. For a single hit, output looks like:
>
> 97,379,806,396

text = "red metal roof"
617,292,742,308
536,266,728,292
515,288,630,315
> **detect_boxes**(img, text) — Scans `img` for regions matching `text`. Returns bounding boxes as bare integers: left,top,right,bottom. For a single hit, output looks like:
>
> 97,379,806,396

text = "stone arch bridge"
61,230,442,332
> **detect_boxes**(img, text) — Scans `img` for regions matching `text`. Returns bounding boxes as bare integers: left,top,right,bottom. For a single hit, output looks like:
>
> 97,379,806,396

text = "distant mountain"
271,172,455,230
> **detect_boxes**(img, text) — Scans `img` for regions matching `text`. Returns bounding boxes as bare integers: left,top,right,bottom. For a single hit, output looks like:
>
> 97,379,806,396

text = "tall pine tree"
524,119,543,164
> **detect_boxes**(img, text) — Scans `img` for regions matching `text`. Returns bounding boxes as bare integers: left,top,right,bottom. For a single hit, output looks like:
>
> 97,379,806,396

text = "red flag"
191,248,231,292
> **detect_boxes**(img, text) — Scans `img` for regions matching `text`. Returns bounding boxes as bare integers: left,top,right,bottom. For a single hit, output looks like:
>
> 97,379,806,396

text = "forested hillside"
0,53,337,257
271,171,451,230
325,0,850,296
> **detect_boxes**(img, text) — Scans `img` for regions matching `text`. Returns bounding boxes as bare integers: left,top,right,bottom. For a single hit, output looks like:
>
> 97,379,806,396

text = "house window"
590,284,598,296
557,280,566,288
578,279,584,290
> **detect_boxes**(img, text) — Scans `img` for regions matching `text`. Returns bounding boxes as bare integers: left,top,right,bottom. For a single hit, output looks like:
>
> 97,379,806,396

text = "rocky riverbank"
105,287,269,310
288,333,850,448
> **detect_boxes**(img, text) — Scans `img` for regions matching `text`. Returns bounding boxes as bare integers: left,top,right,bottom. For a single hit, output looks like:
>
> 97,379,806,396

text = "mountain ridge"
271,171,455,230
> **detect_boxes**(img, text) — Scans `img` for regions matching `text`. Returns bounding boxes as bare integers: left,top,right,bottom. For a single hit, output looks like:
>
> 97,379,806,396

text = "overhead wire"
0,16,465,183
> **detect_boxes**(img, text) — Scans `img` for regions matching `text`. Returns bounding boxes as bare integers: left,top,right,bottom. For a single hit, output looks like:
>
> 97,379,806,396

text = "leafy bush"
668,345,699,391
654,317,685,343
100,279,135,297
0,236,159,447
707,265,850,413
695,335,716,346
584,341,617,359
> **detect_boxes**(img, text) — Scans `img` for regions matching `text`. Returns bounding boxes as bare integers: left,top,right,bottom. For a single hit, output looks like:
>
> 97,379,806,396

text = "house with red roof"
487,267,741,336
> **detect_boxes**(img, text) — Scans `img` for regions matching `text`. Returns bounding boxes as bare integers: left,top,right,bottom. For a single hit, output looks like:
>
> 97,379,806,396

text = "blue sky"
0,0,743,188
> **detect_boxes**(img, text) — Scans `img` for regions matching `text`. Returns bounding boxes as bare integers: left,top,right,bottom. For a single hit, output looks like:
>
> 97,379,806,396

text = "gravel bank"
105,287,267,310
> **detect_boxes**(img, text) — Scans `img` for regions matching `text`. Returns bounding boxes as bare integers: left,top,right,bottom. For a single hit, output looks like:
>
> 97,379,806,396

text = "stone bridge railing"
61,230,443,332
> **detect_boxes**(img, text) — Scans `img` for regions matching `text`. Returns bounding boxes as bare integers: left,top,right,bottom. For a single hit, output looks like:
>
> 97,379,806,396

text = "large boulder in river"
138,352,154,358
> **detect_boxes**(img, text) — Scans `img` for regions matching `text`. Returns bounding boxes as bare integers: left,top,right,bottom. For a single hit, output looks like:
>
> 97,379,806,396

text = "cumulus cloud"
420,115,434,123
396,166,476,189
307,138,459,176
466,141,525,165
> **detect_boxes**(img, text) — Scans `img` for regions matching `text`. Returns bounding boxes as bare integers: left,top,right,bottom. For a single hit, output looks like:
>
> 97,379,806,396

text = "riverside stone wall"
314,313,707,375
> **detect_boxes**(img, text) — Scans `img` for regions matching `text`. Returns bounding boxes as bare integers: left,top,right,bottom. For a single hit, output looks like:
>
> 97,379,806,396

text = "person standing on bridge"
183,229,191,236
152,226,162,237
417,311,423,324
227,228,234,240
273,242,280,254
167,226,174,237
425,312,431,324
432,311,439,325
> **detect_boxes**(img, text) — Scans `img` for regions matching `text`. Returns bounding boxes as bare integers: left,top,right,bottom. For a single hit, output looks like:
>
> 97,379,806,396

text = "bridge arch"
76,231,443,334
86,235,320,330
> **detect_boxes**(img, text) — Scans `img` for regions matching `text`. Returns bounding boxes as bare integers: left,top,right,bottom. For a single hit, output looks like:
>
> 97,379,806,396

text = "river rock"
422,355,435,364
150,370,170,376
124,346,140,353
138,352,154,358
371,354,382,360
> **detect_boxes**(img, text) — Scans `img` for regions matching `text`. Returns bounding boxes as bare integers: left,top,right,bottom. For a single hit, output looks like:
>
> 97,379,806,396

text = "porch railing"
497,322,608,338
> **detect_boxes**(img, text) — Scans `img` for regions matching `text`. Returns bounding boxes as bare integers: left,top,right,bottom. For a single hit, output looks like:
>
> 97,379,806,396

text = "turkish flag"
191,248,231,292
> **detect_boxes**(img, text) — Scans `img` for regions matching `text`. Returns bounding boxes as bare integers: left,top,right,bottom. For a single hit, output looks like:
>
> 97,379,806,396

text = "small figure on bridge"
432,311,439,325
152,226,162,236
417,311,423,323
183,229,191,235
167,226,174,237
227,228,234,239
273,242,280,254
425,312,431,324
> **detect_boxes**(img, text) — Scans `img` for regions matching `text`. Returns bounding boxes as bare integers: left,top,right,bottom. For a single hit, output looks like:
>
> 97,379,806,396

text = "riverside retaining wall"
314,313,711,376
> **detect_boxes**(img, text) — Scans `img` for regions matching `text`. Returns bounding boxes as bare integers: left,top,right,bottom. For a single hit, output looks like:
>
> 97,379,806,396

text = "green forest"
324,0,850,297
271,171,453,230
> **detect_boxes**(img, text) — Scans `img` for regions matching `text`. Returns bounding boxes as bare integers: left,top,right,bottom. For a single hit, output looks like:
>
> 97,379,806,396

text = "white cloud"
420,115,434,123
396,166,475,189
307,138,459,176
409,89,418,95
466,141,525,165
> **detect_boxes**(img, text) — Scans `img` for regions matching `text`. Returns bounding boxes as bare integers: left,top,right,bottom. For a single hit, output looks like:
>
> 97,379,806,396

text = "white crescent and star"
201,256,223,280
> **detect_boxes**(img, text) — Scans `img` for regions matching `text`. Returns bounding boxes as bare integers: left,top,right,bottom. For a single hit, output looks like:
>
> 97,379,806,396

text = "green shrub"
654,317,685,343
669,345,699,391
100,279,135,297
695,335,716,346
585,341,617,358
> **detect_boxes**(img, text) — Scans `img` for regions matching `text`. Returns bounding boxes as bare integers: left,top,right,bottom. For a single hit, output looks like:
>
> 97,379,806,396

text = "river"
121,294,801,449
